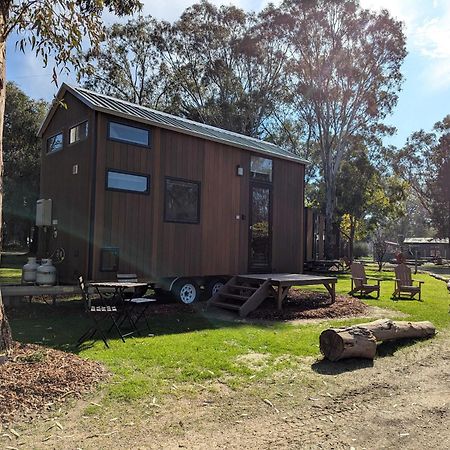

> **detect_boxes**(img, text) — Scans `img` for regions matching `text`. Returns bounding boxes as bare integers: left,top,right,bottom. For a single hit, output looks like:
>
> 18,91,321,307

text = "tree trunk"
0,19,13,359
320,319,436,361
324,173,337,259
320,326,377,361
348,217,355,262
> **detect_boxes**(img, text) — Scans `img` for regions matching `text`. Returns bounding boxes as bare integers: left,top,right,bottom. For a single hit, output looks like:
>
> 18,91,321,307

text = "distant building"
403,237,449,259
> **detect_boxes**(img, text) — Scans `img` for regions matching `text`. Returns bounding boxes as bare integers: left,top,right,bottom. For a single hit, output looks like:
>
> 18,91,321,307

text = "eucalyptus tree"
154,0,291,137
0,0,142,359
83,16,171,109
269,0,407,257
393,116,450,252
4,82,47,248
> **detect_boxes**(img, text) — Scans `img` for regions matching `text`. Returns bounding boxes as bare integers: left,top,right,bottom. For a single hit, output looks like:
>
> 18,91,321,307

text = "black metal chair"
116,273,157,335
76,275,126,348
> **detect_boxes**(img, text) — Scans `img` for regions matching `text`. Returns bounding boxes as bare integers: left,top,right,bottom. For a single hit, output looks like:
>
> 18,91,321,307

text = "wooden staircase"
207,276,273,317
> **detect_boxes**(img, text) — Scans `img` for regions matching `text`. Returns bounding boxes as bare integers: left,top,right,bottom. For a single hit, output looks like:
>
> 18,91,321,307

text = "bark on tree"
0,15,13,360
320,319,436,361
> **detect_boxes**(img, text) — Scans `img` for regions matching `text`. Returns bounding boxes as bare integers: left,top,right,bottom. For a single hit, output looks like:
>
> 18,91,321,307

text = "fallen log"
320,319,436,362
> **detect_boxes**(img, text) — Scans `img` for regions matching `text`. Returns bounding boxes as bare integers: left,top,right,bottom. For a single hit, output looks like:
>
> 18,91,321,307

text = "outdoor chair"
393,264,424,301
349,262,381,298
116,273,156,335
76,275,126,349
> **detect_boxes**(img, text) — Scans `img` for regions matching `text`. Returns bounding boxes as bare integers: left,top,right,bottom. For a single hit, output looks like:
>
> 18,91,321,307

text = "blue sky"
6,0,450,148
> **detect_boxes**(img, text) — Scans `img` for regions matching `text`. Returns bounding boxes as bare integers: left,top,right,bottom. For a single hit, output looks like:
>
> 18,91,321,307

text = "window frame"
105,168,150,195
68,120,89,145
100,247,119,272
164,176,201,225
250,155,273,184
107,120,151,148
46,131,64,154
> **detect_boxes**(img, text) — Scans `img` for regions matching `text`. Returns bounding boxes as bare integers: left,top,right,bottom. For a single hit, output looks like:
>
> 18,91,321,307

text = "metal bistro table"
88,281,154,335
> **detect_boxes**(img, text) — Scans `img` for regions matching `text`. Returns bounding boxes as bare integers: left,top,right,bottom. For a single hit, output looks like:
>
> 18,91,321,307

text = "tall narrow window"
47,132,63,153
69,121,88,144
250,156,273,182
106,170,149,194
108,121,150,147
164,178,200,224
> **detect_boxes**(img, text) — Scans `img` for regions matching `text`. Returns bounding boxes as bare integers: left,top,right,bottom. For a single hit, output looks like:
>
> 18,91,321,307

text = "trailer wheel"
173,279,200,304
206,278,226,299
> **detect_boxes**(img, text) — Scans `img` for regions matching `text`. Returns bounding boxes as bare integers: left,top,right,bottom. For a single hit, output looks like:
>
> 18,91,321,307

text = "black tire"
205,278,226,299
172,279,200,304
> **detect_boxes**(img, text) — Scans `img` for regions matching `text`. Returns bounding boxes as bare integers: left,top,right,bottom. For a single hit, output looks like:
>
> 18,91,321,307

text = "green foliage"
3,82,47,246
6,1,142,82
392,115,450,245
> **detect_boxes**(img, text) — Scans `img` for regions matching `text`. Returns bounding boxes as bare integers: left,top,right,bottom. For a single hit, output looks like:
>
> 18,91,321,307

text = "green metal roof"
39,84,307,165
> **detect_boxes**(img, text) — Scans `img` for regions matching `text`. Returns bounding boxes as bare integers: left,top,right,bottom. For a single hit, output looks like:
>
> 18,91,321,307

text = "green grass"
4,265,450,402
0,267,22,283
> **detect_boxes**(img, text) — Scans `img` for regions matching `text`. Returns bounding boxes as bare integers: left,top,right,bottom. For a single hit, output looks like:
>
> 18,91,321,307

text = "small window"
108,121,150,146
69,121,88,144
47,133,63,153
106,170,149,194
100,247,119,272
164,178,200,224
250,156,273,182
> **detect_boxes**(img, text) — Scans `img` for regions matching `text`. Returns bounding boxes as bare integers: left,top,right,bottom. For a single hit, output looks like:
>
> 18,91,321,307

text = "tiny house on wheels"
38,84,307,303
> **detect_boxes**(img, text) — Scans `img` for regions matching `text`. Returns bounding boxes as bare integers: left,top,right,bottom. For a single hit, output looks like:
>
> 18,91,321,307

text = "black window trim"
68,119,89,146
250,154,274,184
164,176,201,225
107,120,151,148
105,168,150,195
46,131,64,154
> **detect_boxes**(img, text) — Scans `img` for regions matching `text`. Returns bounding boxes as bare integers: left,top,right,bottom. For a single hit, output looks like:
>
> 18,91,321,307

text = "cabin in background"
37,84,307,300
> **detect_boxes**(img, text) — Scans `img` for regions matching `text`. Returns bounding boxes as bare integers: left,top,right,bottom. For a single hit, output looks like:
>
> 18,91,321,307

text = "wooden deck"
208,273,338,317
239,273,338,310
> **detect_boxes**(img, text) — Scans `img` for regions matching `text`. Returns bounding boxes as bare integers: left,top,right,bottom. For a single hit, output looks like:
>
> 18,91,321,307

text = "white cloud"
361,0,450,90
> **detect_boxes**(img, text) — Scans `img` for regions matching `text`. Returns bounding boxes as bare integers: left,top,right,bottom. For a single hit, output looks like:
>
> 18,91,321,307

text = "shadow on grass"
6,299,254,354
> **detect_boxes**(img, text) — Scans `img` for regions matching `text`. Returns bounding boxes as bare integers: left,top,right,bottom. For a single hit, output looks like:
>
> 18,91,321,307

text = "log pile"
320,319,436,361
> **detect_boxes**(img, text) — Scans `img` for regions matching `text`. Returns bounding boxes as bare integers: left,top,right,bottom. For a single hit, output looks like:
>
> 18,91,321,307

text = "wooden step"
209,301,241,311
220,293,251,301
228,284,258,292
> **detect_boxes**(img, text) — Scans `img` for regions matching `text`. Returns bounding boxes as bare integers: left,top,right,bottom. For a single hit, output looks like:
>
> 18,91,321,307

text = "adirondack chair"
393,264,424,301
349,262,381,298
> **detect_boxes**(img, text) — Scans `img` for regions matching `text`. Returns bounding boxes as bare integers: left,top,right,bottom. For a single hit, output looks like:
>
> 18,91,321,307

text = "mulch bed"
0,342,107,424
248,290,370,321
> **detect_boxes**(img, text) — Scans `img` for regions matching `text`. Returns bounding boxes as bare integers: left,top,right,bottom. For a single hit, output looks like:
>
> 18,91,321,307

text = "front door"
248,183,272,272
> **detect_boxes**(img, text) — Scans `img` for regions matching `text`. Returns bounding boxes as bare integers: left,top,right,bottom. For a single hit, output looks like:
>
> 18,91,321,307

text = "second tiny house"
38,84,307,302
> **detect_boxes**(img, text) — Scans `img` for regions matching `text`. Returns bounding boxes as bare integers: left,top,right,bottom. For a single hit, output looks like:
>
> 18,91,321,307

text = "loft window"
250,156,273,182
106,170,149,194
47,132,63,153
164,177,200,224
100,247,119,272
69,121,88,144
108,121,150,146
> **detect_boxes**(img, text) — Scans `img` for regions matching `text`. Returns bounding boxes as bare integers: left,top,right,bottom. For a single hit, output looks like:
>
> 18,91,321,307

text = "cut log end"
320,327,377,361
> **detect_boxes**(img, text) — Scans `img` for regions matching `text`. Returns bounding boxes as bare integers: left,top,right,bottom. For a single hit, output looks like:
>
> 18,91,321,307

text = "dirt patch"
6,334,449,449
248,290,369,321
0,342,107,424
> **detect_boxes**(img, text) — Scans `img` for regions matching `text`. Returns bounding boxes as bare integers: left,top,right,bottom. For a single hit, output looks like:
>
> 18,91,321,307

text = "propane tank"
36,258,57,286
22,257,39,284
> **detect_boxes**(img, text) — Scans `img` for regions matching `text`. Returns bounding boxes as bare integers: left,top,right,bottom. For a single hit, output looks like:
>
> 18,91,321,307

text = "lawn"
3,265,450,404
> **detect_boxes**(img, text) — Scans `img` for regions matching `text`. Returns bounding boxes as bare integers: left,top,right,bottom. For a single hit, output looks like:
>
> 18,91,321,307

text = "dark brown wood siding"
39,93,94,283
41,98,306,283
